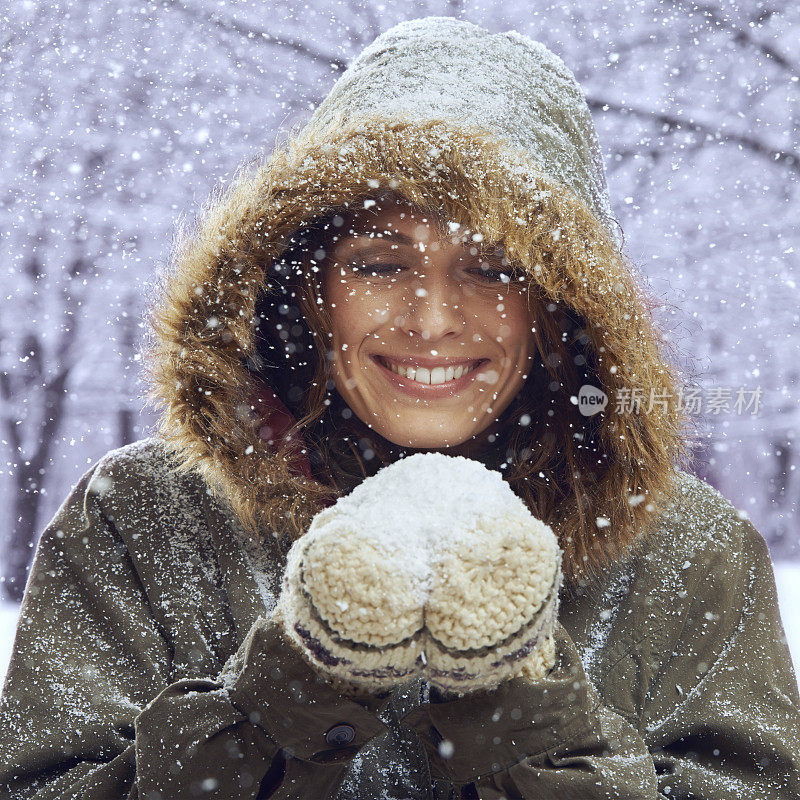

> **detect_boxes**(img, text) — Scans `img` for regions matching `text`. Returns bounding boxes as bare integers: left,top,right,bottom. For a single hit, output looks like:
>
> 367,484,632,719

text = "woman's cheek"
496,322,513,342
334,290,368,337
368,301,391,323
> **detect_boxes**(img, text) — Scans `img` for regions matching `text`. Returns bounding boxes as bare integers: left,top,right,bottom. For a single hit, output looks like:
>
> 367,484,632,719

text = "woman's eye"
468,267,513,283
348,263,405,278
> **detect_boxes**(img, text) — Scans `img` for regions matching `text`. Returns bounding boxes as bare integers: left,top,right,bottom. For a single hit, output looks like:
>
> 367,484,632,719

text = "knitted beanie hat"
301,17,622,250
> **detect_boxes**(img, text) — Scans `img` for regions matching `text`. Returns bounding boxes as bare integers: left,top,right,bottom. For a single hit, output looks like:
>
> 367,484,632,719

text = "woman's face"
322,197,536,449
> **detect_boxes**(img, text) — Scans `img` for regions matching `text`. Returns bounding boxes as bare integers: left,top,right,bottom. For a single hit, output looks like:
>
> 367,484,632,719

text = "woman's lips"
370,355,489,399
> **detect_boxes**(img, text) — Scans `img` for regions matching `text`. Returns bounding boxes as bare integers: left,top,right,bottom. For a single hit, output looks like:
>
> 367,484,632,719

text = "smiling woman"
249,188,624,556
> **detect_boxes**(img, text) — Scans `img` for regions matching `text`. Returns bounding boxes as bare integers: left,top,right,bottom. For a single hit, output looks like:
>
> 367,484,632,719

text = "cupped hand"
274,504,426,697
275,499,561,698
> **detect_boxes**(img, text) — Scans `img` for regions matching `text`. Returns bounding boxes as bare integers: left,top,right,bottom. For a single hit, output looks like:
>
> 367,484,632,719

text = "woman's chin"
372,425,480,451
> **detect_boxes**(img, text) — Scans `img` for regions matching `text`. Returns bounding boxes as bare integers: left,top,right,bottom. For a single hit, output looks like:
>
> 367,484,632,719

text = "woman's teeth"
381,358,481,385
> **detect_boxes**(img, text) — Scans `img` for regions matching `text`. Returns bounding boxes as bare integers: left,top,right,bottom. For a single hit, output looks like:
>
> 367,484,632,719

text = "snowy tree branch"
587,97,800,173
163,0,349,72
677,0,800,77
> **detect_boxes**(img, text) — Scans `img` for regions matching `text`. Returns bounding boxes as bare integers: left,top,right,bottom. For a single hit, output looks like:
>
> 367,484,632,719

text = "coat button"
325,723,355,746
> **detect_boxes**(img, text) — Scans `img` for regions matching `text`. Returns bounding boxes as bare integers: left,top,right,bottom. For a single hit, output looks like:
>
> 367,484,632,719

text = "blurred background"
1,0,798,682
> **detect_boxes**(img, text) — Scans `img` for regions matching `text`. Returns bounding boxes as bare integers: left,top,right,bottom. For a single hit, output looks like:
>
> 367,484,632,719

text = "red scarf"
247,376,314,481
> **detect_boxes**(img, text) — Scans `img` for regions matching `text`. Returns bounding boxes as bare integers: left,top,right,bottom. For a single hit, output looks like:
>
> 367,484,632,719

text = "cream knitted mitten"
274,503,426,698
274,453,562,697
425,515,561,695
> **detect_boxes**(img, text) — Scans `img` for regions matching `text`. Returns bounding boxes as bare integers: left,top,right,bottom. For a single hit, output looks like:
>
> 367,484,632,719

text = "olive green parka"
0,440,798,798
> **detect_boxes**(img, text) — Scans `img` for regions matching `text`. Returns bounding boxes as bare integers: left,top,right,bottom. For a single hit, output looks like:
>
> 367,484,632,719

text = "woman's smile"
370,353,491,399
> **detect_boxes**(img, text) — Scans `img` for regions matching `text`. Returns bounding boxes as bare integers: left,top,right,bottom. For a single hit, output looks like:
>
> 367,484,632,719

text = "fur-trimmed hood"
141,17,694,590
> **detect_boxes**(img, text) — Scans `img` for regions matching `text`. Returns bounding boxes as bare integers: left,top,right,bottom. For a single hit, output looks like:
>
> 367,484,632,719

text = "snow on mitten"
275,452,561,697
425,512,561,696
274,502,426,697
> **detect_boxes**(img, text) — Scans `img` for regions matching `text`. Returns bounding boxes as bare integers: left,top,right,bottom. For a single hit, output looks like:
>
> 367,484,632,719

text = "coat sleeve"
0,460,389,800
400,517,800,799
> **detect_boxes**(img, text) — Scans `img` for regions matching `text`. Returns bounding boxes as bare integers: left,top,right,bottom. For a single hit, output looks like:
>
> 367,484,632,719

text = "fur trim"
141,112,693,587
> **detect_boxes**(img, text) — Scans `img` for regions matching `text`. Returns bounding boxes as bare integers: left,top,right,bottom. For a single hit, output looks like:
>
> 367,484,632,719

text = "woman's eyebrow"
344,231,415,248
335,237,415,259
335,238,510,266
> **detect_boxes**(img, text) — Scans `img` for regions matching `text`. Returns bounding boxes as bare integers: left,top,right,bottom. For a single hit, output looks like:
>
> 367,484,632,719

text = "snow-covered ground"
774,562,800,684
0,603,18,689
0,603,18,688
2,563,800,691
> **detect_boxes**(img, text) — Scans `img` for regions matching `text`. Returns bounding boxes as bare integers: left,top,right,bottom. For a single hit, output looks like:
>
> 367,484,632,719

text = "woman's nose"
399,279,466,341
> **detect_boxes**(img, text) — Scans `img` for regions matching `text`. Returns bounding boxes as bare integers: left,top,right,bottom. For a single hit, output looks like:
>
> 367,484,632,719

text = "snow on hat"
302,16,623,250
